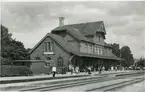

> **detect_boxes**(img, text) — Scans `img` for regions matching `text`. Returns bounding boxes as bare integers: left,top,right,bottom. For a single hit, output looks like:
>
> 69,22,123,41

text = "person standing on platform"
102,66,105,72
75,66,79,74
71,65,74,74
111,66,114,71
88,66,91,74
68,64,72,72
52,66,56,78
99,65,102,74
69,64,73,74
85,66,88,73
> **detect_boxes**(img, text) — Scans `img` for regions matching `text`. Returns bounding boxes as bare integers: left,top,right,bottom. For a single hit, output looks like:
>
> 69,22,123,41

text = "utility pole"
120,49,122,70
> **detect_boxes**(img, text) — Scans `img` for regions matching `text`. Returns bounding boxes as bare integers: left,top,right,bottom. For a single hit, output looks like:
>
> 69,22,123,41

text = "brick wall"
30,36,70,73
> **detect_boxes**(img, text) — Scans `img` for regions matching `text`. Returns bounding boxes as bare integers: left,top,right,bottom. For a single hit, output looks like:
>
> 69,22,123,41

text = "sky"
1,1,145,59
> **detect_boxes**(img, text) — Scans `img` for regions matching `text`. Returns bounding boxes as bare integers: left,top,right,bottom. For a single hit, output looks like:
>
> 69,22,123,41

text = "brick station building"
29,17,122,74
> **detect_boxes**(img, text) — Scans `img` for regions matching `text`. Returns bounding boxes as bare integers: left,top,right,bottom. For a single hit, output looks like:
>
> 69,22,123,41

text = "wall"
93,33,105,45
64,33,80,52
85,36,94,42
30,61,51,75
30,36,70,74
104,47,112,56
80,42,94,54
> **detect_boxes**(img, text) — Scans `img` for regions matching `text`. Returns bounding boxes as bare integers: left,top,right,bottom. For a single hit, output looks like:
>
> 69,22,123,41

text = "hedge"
0,65,33,77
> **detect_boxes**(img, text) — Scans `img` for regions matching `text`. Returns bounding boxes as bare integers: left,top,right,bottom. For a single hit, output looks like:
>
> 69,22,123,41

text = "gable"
30,36,53,55
97,23,106,34
64,33,77,42
30,33,70,54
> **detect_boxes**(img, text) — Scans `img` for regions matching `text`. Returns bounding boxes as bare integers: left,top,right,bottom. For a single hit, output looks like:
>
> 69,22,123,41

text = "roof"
50,34,121,61
71,51,122,61
52,21,106,36
30,33,121,61
51,21,110,47
30,20,121,61
104,42,112,48
51,21,109,46
51,26,93,43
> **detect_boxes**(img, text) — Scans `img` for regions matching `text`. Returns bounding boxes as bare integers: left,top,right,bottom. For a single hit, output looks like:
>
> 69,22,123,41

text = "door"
57,57,64,73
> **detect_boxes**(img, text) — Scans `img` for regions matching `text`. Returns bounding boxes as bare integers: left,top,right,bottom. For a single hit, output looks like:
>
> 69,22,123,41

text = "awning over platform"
71,51,123,61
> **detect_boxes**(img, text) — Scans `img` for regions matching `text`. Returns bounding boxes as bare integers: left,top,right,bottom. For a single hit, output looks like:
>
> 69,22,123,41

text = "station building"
29,17,122,74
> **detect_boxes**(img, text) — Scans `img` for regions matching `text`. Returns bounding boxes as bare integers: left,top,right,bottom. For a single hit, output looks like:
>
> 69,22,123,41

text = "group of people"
69,65,104,75
69,65,80,74
51,65,119,78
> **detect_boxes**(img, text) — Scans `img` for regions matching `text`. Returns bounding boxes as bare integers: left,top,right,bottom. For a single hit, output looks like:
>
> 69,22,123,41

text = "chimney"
59,17,65,27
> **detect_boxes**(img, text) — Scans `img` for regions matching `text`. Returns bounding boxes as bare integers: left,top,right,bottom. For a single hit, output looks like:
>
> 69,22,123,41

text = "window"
91,45,93,54
88,45,91,54
100,48,103,55
94,47,97,54
80,43,85,53
44,42,53,52
57,57,63,67
36,57,40,60
104,48,107,56
85,44,88,53
97,47,100,55
108,49,110,56
47,57,51,60
45,57,52,67
45,62,50,66
99,36,101,43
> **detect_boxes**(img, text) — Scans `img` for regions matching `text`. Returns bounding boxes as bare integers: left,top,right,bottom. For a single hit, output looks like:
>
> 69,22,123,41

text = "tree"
109,43,120,57
136,57,145,68
1,25,30,65
109,43,134,67
120,46,134,67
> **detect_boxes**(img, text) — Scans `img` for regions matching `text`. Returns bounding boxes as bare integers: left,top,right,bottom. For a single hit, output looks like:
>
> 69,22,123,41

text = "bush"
0,65,33,77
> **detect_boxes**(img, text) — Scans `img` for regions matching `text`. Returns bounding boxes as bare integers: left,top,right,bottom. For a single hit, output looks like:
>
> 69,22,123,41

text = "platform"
0,70,140,84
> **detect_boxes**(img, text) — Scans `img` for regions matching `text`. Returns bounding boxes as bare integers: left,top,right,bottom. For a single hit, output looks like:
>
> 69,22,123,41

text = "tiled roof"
30,20,121,61
71,50,122,61
52,26,92,43
30,33,121,61
52,21,108,46
52,21,106,36
49,34,122,61
104,42,112,48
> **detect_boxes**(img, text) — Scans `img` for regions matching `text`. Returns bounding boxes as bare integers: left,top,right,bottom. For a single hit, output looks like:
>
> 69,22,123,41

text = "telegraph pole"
120,49,122,70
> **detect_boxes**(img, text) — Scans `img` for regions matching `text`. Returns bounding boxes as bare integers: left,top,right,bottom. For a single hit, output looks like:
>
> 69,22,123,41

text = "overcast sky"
1,1,145,59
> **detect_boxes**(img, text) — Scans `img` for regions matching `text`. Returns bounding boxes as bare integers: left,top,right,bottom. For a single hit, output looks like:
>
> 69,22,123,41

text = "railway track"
86,77,144,91
18,72,144,91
